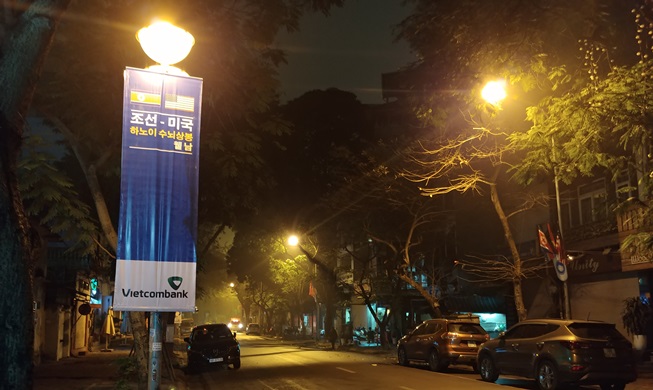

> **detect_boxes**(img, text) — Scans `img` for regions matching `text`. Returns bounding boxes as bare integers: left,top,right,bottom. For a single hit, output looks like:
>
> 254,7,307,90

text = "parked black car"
477,319,637,390
184,323,241,372
397,318,489,371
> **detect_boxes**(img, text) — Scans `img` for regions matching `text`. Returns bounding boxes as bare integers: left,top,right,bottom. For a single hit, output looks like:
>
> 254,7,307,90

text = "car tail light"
560,341,592,350
570,364,586,372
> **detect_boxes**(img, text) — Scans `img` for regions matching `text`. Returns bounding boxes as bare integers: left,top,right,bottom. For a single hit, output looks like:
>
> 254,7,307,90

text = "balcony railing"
616,204,647,235
565,218,617,244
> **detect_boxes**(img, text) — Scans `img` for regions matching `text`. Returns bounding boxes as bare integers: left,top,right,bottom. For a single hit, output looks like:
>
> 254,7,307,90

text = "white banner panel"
114,259,197,312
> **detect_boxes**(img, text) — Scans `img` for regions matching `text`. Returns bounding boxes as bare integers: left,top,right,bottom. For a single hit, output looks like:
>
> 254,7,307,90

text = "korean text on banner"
114,67,203,312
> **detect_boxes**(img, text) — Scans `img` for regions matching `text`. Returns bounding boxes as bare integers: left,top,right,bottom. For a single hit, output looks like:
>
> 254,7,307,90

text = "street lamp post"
481,80,571,319
135,21,196,390
551,137,572,320
287,235,320,341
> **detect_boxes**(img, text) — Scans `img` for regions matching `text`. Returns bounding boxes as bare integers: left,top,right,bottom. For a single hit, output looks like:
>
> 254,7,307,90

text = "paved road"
33,334,653,389
184,335,502,390
184,334,625,390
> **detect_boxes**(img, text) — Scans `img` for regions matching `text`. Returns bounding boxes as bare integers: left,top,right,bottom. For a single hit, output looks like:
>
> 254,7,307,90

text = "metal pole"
314,261,318,342
148,311,161,390
552,137,572,320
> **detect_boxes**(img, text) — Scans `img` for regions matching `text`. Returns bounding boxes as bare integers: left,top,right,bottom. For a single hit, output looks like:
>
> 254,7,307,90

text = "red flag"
538,226,554,256
539,223,568,282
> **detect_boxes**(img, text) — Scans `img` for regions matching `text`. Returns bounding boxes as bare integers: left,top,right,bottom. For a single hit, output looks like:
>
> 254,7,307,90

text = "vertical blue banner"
114,67,202,312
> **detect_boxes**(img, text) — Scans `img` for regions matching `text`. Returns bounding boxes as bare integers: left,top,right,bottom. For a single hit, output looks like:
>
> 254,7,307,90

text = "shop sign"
566,252,621,277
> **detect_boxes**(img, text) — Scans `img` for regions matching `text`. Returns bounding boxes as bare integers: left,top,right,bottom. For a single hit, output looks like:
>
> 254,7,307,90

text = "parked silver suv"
477,319,637,390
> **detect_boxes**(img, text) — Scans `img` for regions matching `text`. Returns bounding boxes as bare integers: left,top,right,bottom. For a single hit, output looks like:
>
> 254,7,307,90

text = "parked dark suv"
477,319,637,390
397,318,489,371
184,323,241,373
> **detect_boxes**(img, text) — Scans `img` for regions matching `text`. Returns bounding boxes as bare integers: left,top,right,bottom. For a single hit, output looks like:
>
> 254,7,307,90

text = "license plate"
209,357,224,363
467,341,477,348
603,348,616,358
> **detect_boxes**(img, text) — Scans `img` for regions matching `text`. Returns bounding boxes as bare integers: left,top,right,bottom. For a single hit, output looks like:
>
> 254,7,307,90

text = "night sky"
276,0,415,104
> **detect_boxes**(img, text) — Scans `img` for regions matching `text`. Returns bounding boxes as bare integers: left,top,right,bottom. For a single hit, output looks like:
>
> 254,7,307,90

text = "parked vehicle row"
397,318,638,390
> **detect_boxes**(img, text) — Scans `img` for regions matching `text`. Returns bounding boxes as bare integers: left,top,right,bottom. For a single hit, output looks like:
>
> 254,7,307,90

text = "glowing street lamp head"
481,80,507,106
287,235,299,247
137,21,195,66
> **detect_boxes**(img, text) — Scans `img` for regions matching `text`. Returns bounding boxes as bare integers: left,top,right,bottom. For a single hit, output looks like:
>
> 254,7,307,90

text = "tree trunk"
0,1,71,388
0,114,35,390
397,273,442,317
489,172,528,321
129,311,149,387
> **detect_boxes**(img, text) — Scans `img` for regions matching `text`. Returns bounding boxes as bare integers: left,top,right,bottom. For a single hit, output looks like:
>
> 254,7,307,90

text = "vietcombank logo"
121,276,188,298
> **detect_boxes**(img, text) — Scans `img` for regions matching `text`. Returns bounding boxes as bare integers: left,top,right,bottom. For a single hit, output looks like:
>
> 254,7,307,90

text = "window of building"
616,170,638,203
578,179,607,224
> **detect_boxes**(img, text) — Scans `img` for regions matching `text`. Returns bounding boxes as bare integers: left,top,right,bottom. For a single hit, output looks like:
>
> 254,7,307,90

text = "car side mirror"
184,337,190,343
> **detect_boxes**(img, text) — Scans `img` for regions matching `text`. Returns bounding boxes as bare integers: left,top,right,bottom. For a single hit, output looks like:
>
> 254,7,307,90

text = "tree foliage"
510,1,653,259
19,130,100,256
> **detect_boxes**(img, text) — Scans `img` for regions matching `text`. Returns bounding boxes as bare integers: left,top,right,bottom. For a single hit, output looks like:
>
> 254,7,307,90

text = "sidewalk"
33,340,188,390
33,336,653,390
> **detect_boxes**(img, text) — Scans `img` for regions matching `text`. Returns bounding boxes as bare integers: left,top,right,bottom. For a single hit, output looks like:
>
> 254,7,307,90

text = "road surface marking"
336,367,356,373
283,379,310,389
258,379,277,389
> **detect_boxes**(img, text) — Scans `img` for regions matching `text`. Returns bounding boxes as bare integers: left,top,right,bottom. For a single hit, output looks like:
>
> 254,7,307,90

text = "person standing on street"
328,327,338,350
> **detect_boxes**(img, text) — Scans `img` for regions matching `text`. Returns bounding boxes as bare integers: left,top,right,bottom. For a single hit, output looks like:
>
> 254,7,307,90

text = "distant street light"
480,80,571,320
286,234,320,341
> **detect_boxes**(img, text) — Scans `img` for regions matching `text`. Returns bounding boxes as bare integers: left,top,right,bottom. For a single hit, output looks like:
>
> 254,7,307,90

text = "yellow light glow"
137,21,195,66
287,235,299,247
481,80,507,106
146,64,189,77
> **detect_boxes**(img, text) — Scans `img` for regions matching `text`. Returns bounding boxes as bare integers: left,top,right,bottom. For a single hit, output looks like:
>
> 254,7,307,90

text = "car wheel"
397,347,409,366
536,360,558,390
478,354,499,382
428,349,444,372
600,383,625,390
232,359,241,370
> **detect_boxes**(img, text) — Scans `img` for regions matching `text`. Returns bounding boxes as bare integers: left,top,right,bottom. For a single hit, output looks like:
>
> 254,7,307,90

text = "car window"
412,323,427,336
567,323,627,340
424,322,438,334
192,326,233,342
449,323,487,335
504,324,527,339
526,324,558,338
505,324,558,339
